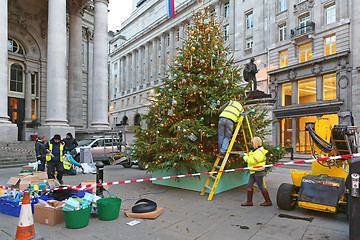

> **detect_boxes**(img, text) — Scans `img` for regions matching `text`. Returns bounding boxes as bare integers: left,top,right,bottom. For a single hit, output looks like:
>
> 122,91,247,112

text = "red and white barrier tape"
0,146,35,153
0,153,358,193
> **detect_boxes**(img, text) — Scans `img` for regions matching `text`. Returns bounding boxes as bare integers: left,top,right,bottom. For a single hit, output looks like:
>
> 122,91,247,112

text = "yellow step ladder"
201,113,253,200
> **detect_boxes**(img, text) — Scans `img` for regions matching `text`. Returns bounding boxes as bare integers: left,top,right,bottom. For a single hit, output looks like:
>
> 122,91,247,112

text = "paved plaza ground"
0,162,348,240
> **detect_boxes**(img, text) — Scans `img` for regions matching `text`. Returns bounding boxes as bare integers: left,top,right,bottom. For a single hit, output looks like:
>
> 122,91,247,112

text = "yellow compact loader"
276,117,359,213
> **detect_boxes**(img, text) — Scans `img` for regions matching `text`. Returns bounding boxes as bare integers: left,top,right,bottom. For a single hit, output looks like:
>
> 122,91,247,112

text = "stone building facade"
0,0,110,143
109,0,360,152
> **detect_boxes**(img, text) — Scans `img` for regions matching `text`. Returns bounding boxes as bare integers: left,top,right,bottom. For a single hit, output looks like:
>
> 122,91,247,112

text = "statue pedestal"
246,90,271,100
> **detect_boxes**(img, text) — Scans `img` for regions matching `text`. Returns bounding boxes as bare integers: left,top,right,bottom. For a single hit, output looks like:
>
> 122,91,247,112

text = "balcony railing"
291,22,315,38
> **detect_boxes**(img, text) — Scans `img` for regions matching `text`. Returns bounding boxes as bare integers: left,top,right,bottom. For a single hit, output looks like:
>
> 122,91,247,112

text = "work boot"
260,189,272,206
241,188,253,206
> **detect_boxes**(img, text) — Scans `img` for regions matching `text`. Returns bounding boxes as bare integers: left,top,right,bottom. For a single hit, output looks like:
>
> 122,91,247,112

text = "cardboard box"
81,180,109,193
22,165,35,170
7,175,55,190
34,200,64,226
32,171,48,180
124,207,164,219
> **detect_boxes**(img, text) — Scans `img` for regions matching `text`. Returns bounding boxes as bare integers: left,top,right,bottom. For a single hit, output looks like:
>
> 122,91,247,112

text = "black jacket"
63,137,78,152
35,140,46,159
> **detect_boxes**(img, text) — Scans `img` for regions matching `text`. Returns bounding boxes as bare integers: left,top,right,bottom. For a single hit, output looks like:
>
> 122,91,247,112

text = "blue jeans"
218,117,234,153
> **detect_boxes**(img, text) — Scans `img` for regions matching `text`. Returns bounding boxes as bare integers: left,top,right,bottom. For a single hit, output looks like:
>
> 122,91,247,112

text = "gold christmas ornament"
191,31,195,35
211,123,215,127
160,123,165,127
236,71,241,76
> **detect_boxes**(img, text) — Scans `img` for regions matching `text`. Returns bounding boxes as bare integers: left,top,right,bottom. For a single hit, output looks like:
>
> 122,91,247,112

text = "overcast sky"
108,0,133,31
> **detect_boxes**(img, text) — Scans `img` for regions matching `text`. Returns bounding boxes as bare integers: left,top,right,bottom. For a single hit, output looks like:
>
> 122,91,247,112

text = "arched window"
134,114,141,126
10,64,24,93
8,38,25,54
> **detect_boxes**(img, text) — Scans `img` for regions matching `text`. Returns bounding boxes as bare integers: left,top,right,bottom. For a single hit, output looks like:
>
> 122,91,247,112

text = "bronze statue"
243,57,259,91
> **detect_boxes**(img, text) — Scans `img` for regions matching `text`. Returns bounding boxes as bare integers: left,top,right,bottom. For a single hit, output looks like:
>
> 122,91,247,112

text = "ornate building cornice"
293,0,314,15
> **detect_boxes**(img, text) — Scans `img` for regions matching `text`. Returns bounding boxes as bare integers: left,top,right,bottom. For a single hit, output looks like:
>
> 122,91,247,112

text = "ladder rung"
214,165,221,170
229,151,244,155
209,175,217,181
204,186,212,191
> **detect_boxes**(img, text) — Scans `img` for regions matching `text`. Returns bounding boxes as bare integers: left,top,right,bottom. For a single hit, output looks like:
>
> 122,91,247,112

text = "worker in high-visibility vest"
218,100,244,156
241,137,272,206
44,134,65,185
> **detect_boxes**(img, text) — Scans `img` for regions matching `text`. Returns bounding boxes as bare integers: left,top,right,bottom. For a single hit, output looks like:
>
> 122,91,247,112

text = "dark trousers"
37,157,46,171
247,171,266,191
47,161,64,182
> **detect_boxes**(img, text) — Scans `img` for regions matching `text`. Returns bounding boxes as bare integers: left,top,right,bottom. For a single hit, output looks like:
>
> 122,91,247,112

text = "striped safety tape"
0,152,358,193
0,146,35,153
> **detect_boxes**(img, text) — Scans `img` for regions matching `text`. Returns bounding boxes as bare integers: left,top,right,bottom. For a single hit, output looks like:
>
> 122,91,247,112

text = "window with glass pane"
140,94,143,103
299,15,310,34
279,24,287,41
114,102,117,110
299,43,312,63
323,73,336,101
31,100,36,120
246,38,253,49
167,52,170,65
279,0,287,12
31,74,36,95
326,4,336,24
281,83,291,106
224,3,229,18
8,38,24,54
280,118,292,147
324,35,336,56
280,50,288,68
224,25,230,40
127,98,130,106
121,100,124,107
10,64,23,92
133,96,136,105
298,77,316,104
176,29,180,41
158,56,161,68
246,12,253,29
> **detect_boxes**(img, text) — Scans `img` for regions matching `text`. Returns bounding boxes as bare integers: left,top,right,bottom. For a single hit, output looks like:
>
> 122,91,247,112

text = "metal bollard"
96,162,105,197
349,158,360,240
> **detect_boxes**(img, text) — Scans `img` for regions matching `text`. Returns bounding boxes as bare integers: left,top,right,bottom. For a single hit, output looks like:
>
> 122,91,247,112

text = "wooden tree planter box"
152,168,249,195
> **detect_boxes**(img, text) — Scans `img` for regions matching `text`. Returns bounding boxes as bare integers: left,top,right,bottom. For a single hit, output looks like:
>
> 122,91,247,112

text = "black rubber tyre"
277,183,298,210
138,161,148,170
102,160,110,165
122,160,133,168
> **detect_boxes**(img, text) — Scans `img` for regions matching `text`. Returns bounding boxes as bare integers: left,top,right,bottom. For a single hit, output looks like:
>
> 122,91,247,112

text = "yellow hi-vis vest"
46,143,64,162
62,155,72,170
219,101,244,122
243,147,268,174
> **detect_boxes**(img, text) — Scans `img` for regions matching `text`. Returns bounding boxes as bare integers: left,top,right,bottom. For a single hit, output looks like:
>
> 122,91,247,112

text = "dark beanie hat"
66,132,73,138
53,134,61,140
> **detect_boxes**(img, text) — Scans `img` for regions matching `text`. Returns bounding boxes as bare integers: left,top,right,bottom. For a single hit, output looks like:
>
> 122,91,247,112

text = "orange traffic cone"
15,191,35,240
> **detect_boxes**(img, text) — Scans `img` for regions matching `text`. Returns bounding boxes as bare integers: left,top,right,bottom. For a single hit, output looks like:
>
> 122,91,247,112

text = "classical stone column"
91,0,109,129
120,57,125,93
126,54,131,91
179,24,184,48
169,29,175,67
132,51,136,89
24,70,32,123
161,34,166,76
68,6,84,129
138,48,142,84
144,43,149,83
229,0,235,49
0,0,17,142
152,39,158,81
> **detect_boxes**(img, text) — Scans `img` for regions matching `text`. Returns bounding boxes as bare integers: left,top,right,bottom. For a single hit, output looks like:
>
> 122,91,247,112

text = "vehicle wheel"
277,183,298,210
74,154,80,163
122,160,133,168
138,161,148,170
102,161,110,165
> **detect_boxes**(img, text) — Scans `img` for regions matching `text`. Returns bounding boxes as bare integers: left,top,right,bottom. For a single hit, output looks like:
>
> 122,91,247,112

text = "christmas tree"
130,7,285,174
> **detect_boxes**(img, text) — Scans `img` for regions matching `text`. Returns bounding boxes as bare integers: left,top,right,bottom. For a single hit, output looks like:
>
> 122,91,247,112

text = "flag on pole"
168,0,175,18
